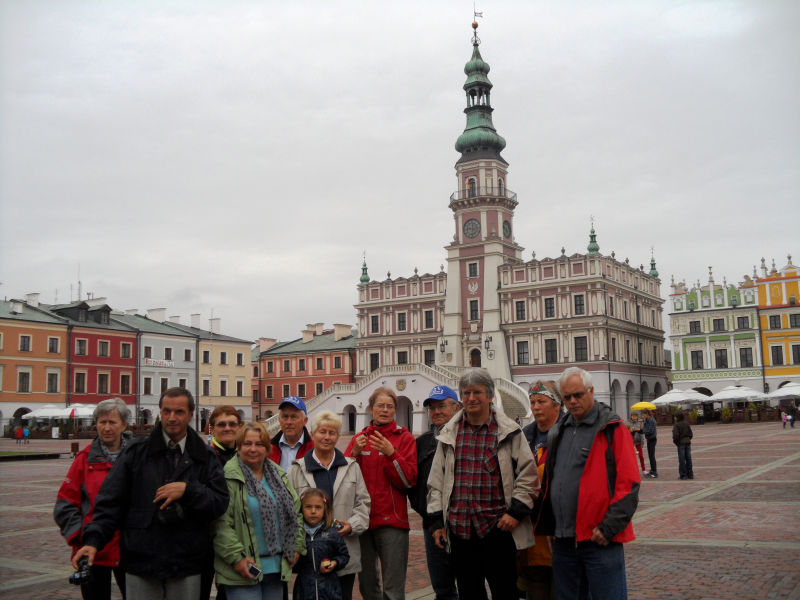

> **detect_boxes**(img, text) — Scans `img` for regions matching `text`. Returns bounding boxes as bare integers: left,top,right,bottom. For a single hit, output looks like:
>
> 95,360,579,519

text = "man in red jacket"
547,367,640,600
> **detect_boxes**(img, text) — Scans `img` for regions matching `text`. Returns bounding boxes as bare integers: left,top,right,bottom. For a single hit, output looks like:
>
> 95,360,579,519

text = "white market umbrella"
52,404,95,419
653,388,709,406
20,404,60,419
766,382,800,400
709,385,766,403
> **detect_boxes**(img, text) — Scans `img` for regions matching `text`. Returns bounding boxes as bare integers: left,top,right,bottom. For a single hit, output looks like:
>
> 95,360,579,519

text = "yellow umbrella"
631,401,657,411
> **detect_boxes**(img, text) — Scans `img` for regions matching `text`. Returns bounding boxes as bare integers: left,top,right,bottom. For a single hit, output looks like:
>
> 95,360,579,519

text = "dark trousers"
645,438,657,474
677,443,693,478
81,565,126,600
449,526,517,600
339,573,356,600
552,538,627,600
423,526,459,599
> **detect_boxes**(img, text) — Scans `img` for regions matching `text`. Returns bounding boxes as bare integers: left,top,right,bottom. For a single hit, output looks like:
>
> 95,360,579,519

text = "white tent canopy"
653,388,710,406
766,381,800,400
20,404,60,419
709,385,766,403
21,404,95,419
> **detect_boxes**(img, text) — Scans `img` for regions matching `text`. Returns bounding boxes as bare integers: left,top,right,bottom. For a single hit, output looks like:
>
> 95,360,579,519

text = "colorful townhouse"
756,256,800,392
0,295,69,429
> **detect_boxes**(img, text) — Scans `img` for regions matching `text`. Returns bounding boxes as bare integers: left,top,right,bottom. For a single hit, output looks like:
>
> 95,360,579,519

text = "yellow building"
756,256,800,391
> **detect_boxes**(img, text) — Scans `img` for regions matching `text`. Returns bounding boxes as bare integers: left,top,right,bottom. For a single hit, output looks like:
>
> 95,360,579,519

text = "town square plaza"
1,421,798,600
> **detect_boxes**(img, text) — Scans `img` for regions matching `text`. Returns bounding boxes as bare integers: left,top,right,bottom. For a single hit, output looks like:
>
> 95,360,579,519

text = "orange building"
756,256,800,391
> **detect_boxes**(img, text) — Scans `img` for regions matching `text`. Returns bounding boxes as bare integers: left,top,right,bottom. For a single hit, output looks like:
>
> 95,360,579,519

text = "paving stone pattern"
1,421,798,599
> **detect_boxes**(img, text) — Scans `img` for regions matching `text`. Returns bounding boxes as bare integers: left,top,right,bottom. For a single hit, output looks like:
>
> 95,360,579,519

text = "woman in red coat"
54,398,130,600
345,387,416,600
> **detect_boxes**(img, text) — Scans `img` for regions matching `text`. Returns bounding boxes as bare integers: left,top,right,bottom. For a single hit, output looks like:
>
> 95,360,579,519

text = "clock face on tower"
503,220,511,238
463,218,481,239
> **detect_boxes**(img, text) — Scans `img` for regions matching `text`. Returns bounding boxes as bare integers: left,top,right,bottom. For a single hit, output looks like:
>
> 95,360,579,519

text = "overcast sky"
2,1,798,343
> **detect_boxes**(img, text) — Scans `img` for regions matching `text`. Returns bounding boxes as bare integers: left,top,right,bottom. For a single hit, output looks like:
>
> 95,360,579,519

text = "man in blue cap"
409,385,461,600
268,396,314,470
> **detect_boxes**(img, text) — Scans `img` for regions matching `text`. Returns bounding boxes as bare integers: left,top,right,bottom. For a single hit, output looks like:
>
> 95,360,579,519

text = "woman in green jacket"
213,422,305,600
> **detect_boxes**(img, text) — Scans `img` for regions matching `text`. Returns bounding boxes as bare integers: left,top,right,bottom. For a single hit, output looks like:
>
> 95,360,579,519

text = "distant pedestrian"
15,425,23,445
627,413,646,474
781,410,787,429
672,412,694,480
642,410,658,478
23,426,30,444
790,406,797,429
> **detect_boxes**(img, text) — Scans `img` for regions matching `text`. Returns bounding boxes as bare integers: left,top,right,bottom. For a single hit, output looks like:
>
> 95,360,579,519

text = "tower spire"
587,217,599,255
649,247,659,278
359,253,370,285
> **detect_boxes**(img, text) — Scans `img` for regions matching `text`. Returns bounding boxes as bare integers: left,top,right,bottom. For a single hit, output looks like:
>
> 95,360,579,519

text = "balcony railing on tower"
450,186,517,202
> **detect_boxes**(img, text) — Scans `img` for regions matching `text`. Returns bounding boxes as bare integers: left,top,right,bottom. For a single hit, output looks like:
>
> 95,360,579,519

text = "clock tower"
440,21,523,378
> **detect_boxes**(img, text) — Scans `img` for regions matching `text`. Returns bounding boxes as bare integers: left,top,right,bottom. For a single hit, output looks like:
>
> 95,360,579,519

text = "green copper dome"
587,227,600,254
649,256,659,278
359,260,370,285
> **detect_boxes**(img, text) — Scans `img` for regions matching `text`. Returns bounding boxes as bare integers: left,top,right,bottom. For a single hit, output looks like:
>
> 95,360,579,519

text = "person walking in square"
627,413,646,475
641,409,658,478
672,412,694,480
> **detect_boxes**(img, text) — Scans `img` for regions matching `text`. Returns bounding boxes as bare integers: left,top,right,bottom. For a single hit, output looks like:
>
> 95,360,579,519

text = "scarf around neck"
98,437,128,463
238,456,297,561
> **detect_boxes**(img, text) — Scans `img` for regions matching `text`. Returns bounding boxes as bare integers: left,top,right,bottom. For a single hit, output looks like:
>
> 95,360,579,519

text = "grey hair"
311,410,342,433
93,398,131,423
458,368,495,399
558,367,593,391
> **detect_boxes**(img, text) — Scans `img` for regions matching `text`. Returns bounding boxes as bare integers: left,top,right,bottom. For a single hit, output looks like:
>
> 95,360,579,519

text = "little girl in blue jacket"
293,488,350,600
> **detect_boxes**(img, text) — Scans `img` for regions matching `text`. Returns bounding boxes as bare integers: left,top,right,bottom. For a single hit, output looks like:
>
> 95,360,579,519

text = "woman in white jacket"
289,411,371,600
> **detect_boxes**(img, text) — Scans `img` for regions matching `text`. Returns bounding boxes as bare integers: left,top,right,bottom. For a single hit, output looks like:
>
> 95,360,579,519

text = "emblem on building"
468,280,479,295
396,379,407,392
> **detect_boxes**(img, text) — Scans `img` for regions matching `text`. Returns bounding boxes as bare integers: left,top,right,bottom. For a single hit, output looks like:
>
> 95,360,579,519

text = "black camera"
156,502,185,526
68,557,92,586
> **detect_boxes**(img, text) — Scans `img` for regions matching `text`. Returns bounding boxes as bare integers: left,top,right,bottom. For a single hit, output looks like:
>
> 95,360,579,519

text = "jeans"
677,443,693,478
422,526,459,599
359,527,409,600
225,574,282,600
449,526,518,600
645,438,657,474
125,573,200,600
552,538,628,600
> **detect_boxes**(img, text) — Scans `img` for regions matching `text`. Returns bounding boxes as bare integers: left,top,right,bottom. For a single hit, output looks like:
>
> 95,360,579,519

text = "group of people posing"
54,365,643,600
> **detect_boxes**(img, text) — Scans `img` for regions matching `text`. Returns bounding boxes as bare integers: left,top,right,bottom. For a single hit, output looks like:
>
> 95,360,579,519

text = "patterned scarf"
98,438,128,464
238,457,297,561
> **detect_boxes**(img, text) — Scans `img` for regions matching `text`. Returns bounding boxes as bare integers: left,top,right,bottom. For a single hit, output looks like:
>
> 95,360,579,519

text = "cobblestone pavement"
1,421,799,599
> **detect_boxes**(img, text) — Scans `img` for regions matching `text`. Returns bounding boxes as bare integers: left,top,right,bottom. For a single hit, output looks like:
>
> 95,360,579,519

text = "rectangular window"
769,315,781,329
316,383,324,395
202,379,210,396
544,298,555,318
370,353,380,372
144,345,152,359
608,297,614,316
469,300,479,321
283,360,291,373
220,380,227,397
574,295,585,316
468,262,478,278
638,342,643,364
575,336,588,362
220,352,228,365
160,377,169,393
397,351,408,365
611,338,617,361
739,347,754,368
98,341,109,357
789,314,800,327
397,313,407,331
737,316,749,330
184,348,192,362
624,302,629,320
712,318,725,332
771,346,784,365
178,378,187,389
19,335,31,352
237,352,244,366
236,380,244,396
76,339,88,356
266,385,273,400
691,351,703,370
371,315,380,334
17,370,31,392
282,384,290,397
625,340,631,362
792,344,800,365
424,349,435,367
298,384,306,398
515,301,526,321
164,347,172,360
715,349,728,369
75,372,87,394
316,357,324,371
424,310,434,329
202,350,210,364
121,374,131,395
689,321,701,334
299,358,306,371
48,337,60,353
517,341,529,365
121,342,131,358
143,377,152,396
98,374,110,394
545,339,558,364
334,356,342,369
267,361,274,373
47,371,59,393
636,305,641,324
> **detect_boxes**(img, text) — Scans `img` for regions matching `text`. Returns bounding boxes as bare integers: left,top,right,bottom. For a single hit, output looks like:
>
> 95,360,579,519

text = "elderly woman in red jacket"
345,387,416,600
54,398,130,600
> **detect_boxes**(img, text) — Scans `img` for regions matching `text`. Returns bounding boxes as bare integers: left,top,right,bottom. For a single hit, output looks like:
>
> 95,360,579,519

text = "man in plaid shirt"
427,369,540,599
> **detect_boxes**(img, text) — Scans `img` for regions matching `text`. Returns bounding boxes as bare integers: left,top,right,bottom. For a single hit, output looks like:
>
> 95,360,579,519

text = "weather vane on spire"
472,3,483,44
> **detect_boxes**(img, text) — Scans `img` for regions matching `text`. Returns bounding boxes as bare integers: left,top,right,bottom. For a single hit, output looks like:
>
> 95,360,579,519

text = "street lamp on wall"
484,335,492,351
440,339,448,353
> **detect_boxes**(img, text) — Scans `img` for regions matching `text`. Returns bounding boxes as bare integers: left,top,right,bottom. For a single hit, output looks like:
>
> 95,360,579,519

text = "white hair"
311,410,342,433
558,367,593,391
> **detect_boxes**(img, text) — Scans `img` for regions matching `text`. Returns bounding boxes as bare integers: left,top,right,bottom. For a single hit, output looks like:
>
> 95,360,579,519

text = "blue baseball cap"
424,385,460,407
279,396,307,415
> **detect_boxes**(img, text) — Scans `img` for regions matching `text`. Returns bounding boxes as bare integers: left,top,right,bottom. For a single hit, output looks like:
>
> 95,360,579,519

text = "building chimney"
209,317,221,333
314,322,324,336
24,293,40,307
191,313,201,329
302,329,315,343
147,308,167,322
333,323,352,341
168,315,181,324
258,337,277,352
125,309,138,315
86,296,108,307
10,300,24,314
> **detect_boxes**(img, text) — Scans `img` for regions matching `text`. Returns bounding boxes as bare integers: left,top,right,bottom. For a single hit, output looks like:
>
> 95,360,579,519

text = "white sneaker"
642,471,649,475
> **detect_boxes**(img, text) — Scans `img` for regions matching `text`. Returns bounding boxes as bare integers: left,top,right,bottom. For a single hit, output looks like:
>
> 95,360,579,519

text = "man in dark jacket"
268,396,314,470
642,409,658,478
409,385,461,600
672,412,694,480
73,388,229,600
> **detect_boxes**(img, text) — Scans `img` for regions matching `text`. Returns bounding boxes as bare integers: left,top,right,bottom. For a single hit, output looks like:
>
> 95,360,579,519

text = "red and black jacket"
267,427,314,466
